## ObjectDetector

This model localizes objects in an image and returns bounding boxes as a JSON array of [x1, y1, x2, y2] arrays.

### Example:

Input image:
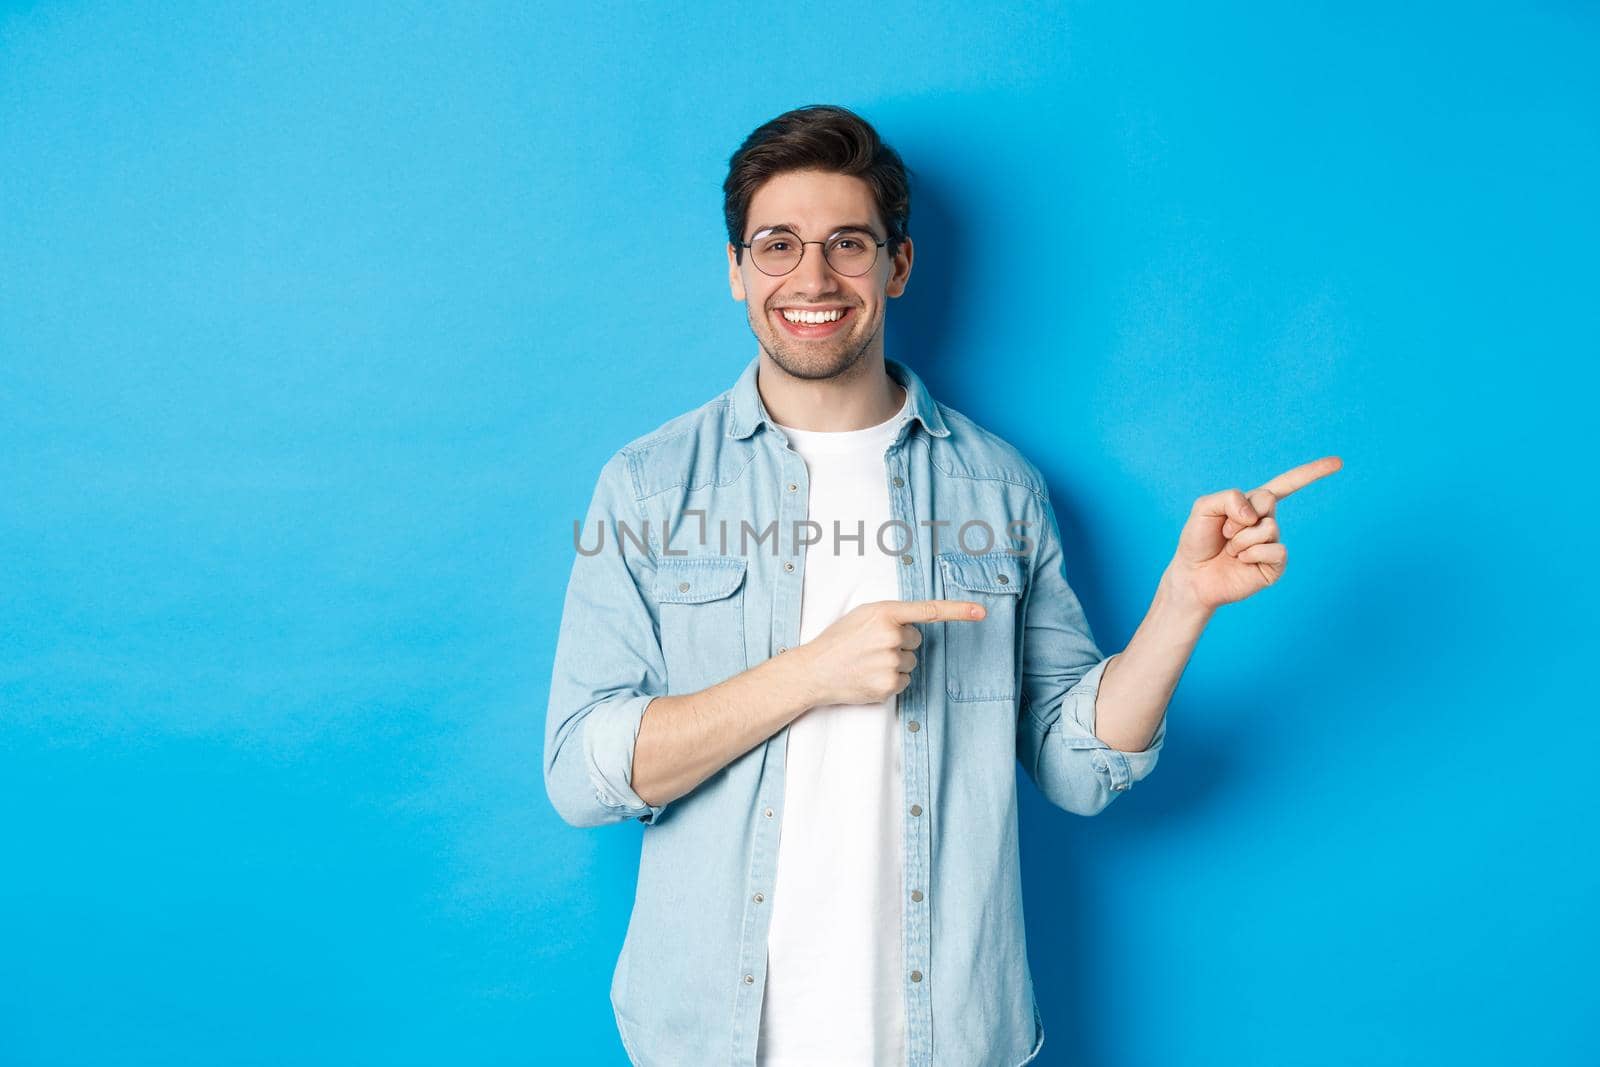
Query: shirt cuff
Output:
[[581, 693, 667, 824], [1063, 656, 1167, 794]]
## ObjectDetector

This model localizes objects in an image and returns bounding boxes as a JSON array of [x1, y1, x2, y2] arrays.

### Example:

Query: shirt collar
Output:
[[725, 354, 951, 441]]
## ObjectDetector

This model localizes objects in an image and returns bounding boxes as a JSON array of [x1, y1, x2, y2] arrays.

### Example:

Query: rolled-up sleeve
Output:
[[1015, 483, 1166, 817], [543, 449, 669, 828]]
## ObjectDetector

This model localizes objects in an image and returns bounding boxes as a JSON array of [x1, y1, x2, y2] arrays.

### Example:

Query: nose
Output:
[[792, 242, 842, 294]]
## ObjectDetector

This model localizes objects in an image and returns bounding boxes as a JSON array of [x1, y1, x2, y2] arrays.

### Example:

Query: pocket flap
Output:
[[655, 556, 749, 604], [938, 551, 1025, 595]]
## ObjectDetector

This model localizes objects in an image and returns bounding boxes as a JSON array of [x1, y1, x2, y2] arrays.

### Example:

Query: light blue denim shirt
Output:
[[544, 355, 1167, 1067]]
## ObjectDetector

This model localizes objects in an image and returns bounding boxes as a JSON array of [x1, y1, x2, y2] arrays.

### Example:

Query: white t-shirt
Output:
[[757, 387, 912, 1067]]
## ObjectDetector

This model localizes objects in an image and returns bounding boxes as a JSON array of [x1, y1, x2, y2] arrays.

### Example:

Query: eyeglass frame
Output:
[[736, 225, 892, 277]]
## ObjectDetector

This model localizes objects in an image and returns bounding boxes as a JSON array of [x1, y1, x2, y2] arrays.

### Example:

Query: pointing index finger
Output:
[[888, 599, 987, 623], [1254, 455, 1343, 501]]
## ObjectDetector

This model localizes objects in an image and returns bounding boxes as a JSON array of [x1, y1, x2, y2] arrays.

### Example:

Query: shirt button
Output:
[[910, 970, 923, 983], [910, 804, 922, 816], [996, 573, 1009, 584], [893, 476, 905, 487], [678, 581, 690, 592], [900, 554, 913, 565], [753, 892, 764, 903], [907, 720, 920, 733], [764, 808, 774, 818], [784, 561, 795, 572], [911, 890, 923, 902], [787, 482, 798, 492], [777, 645, 787, 654], [744, 974, 755, 985]]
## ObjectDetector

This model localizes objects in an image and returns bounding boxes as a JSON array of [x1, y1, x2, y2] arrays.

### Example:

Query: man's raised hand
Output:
[[1165, 455, 1343, 611]]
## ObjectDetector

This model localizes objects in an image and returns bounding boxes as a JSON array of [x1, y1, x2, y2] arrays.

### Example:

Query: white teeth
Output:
[[781, 308, 845, 324]]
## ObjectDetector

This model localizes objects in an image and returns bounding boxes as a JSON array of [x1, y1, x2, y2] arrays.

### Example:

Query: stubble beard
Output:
[[752, 304, 881, 383]]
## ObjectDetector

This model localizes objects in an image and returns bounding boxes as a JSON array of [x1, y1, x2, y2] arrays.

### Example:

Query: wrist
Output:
[[1156, 562, 1215, 631], [774, 642, 828, 715]]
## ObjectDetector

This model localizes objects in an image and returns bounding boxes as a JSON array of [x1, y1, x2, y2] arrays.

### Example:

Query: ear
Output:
[[728, 243, 747, 302], [885, 236, 914, 298]]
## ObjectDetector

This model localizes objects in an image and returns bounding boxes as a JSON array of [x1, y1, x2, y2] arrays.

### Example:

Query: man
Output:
[[544, 104, 1340, 1067]]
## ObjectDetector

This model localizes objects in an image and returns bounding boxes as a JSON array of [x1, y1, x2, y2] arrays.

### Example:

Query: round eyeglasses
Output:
[[738, 226, 889, 277]]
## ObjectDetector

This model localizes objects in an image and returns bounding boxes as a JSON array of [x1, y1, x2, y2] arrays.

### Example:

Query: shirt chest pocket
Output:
[[938, 551, 1027, 703], [654, 556, 750, 695]]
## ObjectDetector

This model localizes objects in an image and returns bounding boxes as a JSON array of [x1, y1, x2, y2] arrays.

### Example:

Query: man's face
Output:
[[727, 169, 913, 381]]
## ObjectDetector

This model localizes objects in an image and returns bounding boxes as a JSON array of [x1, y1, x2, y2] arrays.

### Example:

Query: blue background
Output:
[[3, 3, 1595, 1064]]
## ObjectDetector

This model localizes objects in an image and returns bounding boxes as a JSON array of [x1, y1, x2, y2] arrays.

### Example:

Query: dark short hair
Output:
[[723, 104, 913, 264]]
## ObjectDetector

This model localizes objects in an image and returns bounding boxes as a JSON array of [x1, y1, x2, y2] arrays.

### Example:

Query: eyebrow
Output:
[[749, 221, 880, 238]]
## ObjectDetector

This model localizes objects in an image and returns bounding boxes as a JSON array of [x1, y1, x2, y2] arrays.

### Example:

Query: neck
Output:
[[757, 352, 906, 432]]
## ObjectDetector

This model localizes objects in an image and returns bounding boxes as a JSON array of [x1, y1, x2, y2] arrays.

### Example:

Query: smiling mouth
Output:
[[772, 305, 855, 336]]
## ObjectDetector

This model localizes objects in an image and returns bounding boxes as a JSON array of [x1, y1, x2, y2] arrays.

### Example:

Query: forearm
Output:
[[1093, 562, 1213, 753], [631, 649, 821, 809]]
